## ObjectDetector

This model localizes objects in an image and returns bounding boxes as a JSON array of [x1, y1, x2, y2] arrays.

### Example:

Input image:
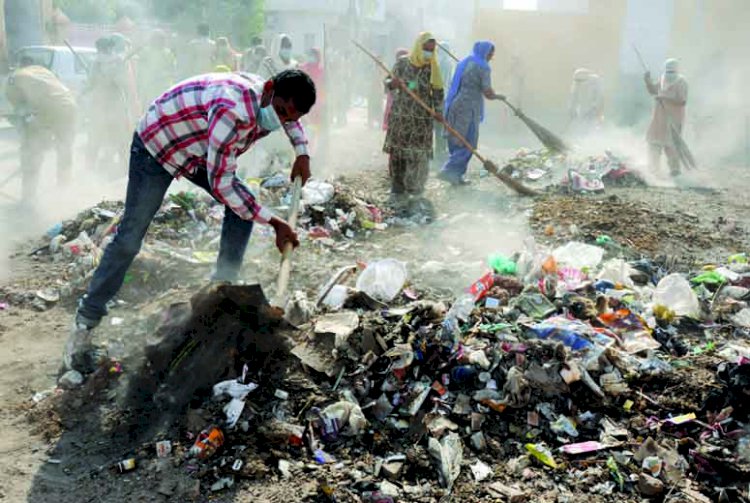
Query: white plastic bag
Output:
[[552, 241, 604, 270], [301, 179, 335, 205], [516, 237, 547, 284], [597, 258, 636, 288], [355, 259, 407, 302], [321, 285, 348, 310], [653, 273, 700, 318]]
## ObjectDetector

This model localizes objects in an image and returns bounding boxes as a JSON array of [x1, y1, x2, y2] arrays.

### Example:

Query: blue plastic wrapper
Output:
[[528, 317, 596, 351]]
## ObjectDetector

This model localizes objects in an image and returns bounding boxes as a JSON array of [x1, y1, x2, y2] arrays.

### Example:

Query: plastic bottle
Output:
[[738, 436, 750, 462], [441, 294, 475, 344], [450, 365, 478, 385], [189, 426, 225, 459]]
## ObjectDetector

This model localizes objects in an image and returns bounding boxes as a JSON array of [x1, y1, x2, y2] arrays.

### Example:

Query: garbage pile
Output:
[[103, 239, 750, 502], [3, 177, 388, 311], [502, 148, 645, 192]]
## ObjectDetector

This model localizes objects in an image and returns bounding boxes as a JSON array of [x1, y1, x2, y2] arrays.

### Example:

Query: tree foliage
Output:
[[55, 0, 265, 47], [54, 0, 119, 23]]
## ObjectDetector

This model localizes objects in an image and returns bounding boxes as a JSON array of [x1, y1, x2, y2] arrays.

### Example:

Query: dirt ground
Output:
[[1, 109, 749, 502]]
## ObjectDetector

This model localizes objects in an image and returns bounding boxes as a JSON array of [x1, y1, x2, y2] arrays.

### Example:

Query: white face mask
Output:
[[423, 50, 434, 60], [258, 102, 282, 132], [663, 71, 678, 84], [279, 48, 292, 61]]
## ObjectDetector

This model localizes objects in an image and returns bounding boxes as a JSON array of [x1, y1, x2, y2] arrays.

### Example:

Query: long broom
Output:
[[438, 42, 570, 154], [633, 46, 697, 171], [357, 41, 539, 197]]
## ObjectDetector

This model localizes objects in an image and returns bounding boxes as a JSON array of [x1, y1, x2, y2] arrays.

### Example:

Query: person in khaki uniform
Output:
[[6, 56, 77, 200]]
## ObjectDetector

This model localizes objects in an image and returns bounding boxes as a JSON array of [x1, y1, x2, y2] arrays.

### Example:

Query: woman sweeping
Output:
[[382, 48, 409, 132], [383, 32, 444, 202], [439, 41, 504, 185]]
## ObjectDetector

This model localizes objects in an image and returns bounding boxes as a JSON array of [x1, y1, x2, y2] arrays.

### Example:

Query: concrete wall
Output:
[[669, 0, 750, 157], [473, 0, 627, 126], [5, 0, 46, 55]]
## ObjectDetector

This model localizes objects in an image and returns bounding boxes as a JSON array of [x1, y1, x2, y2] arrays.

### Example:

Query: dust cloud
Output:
[[2, 1, 749, 283]]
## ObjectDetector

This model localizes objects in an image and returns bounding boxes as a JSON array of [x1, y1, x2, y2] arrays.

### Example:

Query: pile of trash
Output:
[[3, 176, 389, 311], [77, 238, 750, 502], [502, 148, 645, 192]]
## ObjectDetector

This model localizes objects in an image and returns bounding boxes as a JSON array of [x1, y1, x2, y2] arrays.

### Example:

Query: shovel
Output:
[[202, 176, 303, 325], [272, 175, 303, 310], [134, 178, 304, 424]]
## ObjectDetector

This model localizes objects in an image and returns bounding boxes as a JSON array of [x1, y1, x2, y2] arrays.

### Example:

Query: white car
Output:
[[12, 45, 96, 96]]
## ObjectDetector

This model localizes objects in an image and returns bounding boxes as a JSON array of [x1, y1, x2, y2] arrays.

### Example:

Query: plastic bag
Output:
[[356, 259, 407, 302], [598, 309, 660, 354], [301, 179, 335, 205], [321, 284, 348, 310], [552, 241, 604, 270], [653, 274, 700, 318], [320, 401, 367, 436], [597, 258, 636, 288], [516, 237, 546, 283], [428, 433, 463, 489], [488, 254, 517, 275]]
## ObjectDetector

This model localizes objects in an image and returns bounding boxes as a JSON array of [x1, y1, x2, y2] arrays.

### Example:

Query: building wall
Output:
[[668, 0, 750, 156], [473, 0, 627, 125], [670, 0, 750, 109], [0, 0, 6, 71]]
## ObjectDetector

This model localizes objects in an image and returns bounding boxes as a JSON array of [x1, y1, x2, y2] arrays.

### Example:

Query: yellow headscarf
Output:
[[408, 31, 443, 90]]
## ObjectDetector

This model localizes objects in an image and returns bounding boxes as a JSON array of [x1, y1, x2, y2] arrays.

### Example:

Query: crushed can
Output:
[[116, 458, 136, 473], [189, 426, 224, 459]]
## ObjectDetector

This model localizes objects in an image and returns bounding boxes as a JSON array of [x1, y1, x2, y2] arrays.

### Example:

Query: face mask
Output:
[[423, 50, 434, 60], [663, 71, 678, 84], [258, 103, 282, 132], [280, 48, 292, 60]]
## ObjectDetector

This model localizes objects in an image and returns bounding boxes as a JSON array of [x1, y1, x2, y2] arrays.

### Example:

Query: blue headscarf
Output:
[[444, 41, 495, 121]]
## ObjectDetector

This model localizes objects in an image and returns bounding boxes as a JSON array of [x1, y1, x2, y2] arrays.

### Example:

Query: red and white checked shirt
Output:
[[137, 72, 309, 224]]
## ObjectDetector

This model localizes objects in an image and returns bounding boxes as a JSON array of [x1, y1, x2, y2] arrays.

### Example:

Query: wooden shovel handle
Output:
[[274, 176, 303, 306]]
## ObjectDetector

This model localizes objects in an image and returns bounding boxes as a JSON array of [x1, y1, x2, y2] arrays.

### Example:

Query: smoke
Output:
[[0, 149, 130, 282]]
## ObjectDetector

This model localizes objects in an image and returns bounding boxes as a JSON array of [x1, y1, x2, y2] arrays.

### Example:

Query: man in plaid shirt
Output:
[[63, 69, 316, 374]]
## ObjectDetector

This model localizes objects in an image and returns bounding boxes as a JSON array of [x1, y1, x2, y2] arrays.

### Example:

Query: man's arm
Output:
[[5, 73, 24, 110], [206, 103, 299, 252], [206, 104, 274, 223], [658, 79, 688, 107], [644, 72, 658, 96], [283, 120, 311, 184]]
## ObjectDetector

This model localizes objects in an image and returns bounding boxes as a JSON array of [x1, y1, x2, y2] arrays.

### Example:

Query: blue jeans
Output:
[[76, 133, 254, 327], [439, 120, 478, 183]]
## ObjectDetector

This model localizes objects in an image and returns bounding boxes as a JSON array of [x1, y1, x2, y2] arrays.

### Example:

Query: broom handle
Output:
[[437, 42, 459, 63], [633, 45, 671, 114], [274, 176, 302, 306], [354, 41, 487, 164]]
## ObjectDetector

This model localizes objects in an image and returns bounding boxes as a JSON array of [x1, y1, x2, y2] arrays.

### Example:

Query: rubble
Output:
[[501, 148, 646, 191], [1, 176, 390, 312], [14, 173, 750, 503]]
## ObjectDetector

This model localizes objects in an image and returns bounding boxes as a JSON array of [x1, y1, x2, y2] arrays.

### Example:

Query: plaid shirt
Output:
[[137, 72, 309, 224]]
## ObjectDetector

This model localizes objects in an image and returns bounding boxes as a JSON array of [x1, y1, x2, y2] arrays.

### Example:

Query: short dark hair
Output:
[[19, 55, 34, 67], [250, 36, 262, 47], [273, 69, 316, 114], [197, 23, 210, 37]]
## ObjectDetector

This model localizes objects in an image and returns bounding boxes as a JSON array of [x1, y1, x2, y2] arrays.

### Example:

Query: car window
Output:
[[15, 48, 54, 69]]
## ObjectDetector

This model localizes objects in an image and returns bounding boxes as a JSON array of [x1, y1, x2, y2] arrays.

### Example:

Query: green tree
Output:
[[152, 0, 264, 48], [54, 0, 119, 23], [55, 0, 265, 46]]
